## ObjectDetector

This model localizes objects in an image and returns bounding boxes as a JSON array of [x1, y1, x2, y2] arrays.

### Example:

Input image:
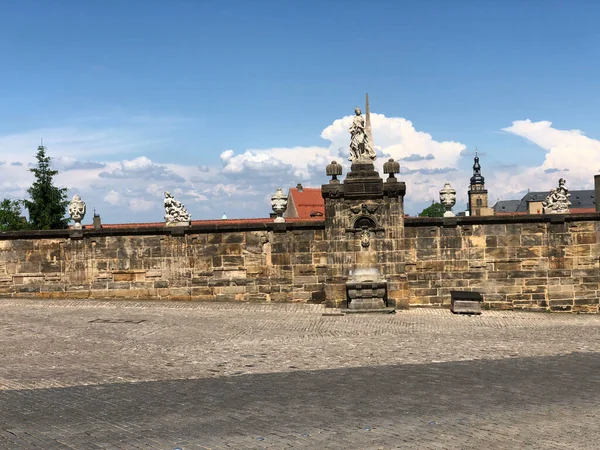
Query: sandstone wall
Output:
[[405, 214, 600, 313], [2, 214, 600, 312], [0, 221, 327, 303]]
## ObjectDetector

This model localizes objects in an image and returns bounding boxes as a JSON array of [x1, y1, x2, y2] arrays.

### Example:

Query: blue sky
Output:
[[1, 0, 599, 222]]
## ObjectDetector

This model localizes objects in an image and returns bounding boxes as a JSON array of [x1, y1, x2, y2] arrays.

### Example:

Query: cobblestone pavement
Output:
[[1, 299, 600, 449]]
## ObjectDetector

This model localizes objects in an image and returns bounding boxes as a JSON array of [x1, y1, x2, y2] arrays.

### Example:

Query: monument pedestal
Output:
[[322, 159, 407, 310]]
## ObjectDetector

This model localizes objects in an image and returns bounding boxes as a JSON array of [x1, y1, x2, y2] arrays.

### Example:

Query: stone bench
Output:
[[450, 290, 482, 315]]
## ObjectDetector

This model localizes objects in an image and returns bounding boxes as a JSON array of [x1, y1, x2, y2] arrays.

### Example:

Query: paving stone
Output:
[[0, 299, 600, 448]]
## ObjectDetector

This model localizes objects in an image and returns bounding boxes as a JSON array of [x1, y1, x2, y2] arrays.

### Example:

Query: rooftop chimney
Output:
[[93, 212, 102, 230], [296, 183, 303, 192]]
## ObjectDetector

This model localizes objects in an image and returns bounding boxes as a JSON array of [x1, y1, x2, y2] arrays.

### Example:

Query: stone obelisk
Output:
[[365, 93, 373, 151]]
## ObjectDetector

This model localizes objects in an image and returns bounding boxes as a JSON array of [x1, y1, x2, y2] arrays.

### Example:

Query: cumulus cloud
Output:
[[218, 113, 468, 213], [54, 157, 106, 171], [500, 119, 600, 195], [99, 156, 185, 182], [129, 198, 155, 212], [401, 153, 435, 162], [104, 190, 122, 205], [403, 167, 457, 175], [220, 146, 330, 180], [5, 111, 598, 223]]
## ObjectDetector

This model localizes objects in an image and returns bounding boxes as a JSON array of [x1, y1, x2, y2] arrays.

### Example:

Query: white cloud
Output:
[[218, 113, 468, 212], [4, 112, 597, 223], [500, 119, 600, 195], [104, 190, 122, 205], [99, 156, 185, 182], [129, 198, 155, 212]]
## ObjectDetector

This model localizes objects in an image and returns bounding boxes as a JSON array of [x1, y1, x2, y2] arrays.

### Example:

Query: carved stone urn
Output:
[[439, 182, 456, 217], [68, 194, 86, 229], [271, 188, 288, 223]]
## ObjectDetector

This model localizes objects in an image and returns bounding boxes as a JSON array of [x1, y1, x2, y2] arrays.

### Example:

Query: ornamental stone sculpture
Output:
[[326, 161, 343, 183], [68, 194, 86, 229], [164, 191, 191, 226], [360, 229, 371, 248], [348, 107, 376, 163], [383, 158, 400, 181], [271, 188, 288, 223], [542, 178, 571, 214], [439, 182, 456, 217]]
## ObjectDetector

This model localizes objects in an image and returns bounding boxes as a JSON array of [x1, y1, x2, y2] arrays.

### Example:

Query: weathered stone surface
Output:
[[0, 213, 597, 312]]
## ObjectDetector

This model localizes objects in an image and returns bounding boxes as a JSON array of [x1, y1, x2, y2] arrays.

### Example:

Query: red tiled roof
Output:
[[572, 208, 597, 214], [83, 217, 324, 229], [287, 187, 325, 219]]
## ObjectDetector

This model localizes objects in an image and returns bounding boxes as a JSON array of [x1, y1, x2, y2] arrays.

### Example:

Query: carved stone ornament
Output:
[[439, 182, 457, 217], [271, 188, 288, 223], [542, 178, 571, 214], [360, 229, 371, 248], [164, 191, 191, 226], [326, 161, 343, 184], [327, 185, 343, 198], [68, 194, 86, 229], [349, 203, 379, 215]]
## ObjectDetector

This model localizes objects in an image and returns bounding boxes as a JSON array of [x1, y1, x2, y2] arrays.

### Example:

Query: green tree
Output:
[[0, 199, 26, 231], [23, 145, 69, 230], [418, 202, 445, 218]]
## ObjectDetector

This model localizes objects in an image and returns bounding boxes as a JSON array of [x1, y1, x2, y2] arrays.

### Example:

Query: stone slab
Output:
[[451, 300, 482, 315]]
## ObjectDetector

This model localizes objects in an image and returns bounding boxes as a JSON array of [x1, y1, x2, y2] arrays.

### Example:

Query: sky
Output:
[[1, 0, 600, 223]]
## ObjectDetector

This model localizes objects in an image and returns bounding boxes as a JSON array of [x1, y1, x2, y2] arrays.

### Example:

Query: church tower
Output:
[[468, 149, 493, 216]]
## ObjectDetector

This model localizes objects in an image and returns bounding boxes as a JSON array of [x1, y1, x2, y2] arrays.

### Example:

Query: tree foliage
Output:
[[0, 199, 26, 231], [23, 145, 69, 230], [418, 202, 445, 218]]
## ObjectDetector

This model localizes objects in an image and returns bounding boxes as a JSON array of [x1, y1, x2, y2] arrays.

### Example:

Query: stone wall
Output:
[[0, 221, 327, 303], [405, 214, 600, 313], [2, 213, 600, 312]]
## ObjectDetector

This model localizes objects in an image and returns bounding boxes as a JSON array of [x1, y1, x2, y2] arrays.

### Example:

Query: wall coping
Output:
[[405, 213, 600, 227], [0, 219, 326, 240]]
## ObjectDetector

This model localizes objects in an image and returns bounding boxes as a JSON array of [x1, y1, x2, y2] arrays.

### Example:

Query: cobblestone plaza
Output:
[[1, 299, 600, 449]]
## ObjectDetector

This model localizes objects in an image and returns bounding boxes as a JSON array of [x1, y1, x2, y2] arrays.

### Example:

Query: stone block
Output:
[[222, 256, 244, 267], [271, 253, 291, 266], [521, 234, 543, 246], [271, 292, 292, 302], [485, 247, 507, 259], [113, 272, 135, 282], [497, 235, 521, 248]]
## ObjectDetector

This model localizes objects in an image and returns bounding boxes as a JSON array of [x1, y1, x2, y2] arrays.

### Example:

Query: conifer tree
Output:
[[23, 144, 69, 229]]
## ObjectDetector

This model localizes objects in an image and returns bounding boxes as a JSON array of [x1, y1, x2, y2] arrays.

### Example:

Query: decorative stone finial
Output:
[[164, 191, 191, 226], [271, 188, 288, 223], [68, 194, 86, 229], [326, 161, 343, 183], [383, 158, 400, 181], [439, 182, 456, 217], [542, 178, 571, 214]]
